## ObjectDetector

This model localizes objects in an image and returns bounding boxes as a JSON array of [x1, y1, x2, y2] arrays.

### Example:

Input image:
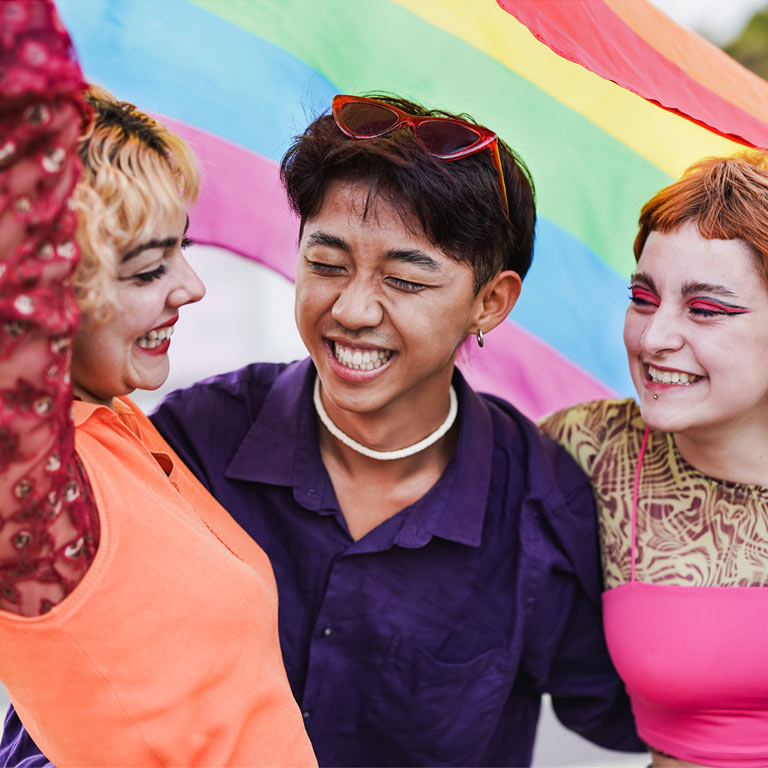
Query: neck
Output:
[[315, 375, 458, 472], [674, 421, 768, 486], [71, 382, 115, 410], [318, 416, 458, 481]]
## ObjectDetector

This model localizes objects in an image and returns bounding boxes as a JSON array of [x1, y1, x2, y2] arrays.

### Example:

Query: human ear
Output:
[[469, 270, 522, 336]]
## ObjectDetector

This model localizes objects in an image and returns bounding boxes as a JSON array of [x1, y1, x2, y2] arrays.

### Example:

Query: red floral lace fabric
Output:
[[0, 0, 99, 616]]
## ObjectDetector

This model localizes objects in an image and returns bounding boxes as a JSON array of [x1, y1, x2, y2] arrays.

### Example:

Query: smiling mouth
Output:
[[647, 364, 703, 386], [136, 325, 175, 350], [332, 341, 393, 371]]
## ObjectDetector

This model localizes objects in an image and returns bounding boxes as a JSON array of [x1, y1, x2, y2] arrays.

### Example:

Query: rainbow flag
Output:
[[56, 0, 768, 418]]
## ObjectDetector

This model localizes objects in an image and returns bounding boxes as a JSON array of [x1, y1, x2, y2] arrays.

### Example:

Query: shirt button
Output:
[[302, 710, 311, 719], [321, 626, 333, 638]]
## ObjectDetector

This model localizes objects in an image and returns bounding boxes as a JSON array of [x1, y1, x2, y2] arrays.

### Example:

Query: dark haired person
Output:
[[2, 95, 642, 766]]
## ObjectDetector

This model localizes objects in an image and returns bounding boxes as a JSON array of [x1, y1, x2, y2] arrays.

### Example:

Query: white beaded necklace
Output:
[[313, 376, 458, 461]]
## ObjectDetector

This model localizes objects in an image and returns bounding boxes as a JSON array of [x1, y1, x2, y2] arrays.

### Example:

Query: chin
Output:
[[132, 362, 171, 393], [638, 402, 703, 436]]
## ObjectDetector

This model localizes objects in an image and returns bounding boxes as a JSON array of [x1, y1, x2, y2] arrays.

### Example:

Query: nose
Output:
[[330, 276, 384, 330], [638, 305, 684, 356], [167, 253, 206, 308]]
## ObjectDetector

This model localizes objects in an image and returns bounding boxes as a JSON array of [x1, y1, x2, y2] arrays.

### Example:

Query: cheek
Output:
[[74, 320, 108, 364], [623, 311, 642, 353], [398, 294, 472, 349], [295, 277, 333, 315], [294, 285, 317, 330], [115, 284, 164, 329]]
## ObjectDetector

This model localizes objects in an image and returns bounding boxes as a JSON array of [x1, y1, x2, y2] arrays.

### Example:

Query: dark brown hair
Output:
[[280, 94, 536, 291]]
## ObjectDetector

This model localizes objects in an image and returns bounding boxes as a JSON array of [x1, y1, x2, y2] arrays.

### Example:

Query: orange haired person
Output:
[[542, 153, 768, 767]]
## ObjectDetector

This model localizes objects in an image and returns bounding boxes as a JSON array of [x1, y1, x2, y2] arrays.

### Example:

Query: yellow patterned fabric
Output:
[[540, 399, 768, 590]]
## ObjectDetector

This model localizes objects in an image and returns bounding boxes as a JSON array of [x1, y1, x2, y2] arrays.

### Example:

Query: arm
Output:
[[0, 705, 53, 768], [0, 0, 97, 616], [524, 439, 644, 751], [544, 573, 642, 751]]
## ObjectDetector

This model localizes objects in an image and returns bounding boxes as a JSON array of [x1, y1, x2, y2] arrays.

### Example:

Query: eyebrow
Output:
[[305, 231, 441, 272], [122, 237, 177, 262], [631, 273, 743, 302], [629, 272, 657, 292], [385, 248, 440, 271], [305, 231, 350, 251], [121, 215, 190, 263], [680, 280, 739, 300]]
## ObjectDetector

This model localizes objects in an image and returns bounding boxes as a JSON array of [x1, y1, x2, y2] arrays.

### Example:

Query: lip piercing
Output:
[[653, 394, 659, 400]]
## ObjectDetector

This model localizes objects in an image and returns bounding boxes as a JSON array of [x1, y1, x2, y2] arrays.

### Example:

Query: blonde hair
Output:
[[74, 87, 199, 320]]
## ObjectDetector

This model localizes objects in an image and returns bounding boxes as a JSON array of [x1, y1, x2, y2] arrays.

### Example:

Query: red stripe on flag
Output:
[[498, 0, 768, 149]]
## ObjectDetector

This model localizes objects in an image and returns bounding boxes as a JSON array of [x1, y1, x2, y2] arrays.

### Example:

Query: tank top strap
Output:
[[630, 426, 651, 583]]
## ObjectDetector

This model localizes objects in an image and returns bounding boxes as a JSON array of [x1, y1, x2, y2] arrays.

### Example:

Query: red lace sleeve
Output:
[[0, 0, 98, 616]]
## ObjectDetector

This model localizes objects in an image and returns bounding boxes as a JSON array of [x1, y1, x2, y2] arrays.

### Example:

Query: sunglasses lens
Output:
[[340, 101, 399, 136], [417, 120, 481, 156]]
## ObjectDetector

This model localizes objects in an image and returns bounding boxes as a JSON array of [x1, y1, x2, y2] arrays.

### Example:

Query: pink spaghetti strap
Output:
[[630, 426, 650, 582]]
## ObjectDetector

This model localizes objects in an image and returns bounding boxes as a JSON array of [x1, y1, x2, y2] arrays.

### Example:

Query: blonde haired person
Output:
[[541, 153, 768, 767], [0, 7, 315, 765]]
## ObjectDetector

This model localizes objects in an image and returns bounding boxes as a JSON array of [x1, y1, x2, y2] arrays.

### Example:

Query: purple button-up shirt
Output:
[[1, 359, 641, 767]]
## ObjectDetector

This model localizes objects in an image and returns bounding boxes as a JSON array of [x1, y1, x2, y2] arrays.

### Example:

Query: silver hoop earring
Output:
[[476, 328, 484, 348]]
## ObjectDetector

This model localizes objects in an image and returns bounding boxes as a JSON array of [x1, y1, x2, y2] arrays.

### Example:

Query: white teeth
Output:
[[333, 342, 393, 371], [136, 325, 174, 349], [647, 364, 702, 386]]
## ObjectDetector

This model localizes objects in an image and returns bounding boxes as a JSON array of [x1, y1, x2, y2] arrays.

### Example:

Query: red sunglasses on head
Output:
[[332, 94, 509, 216]]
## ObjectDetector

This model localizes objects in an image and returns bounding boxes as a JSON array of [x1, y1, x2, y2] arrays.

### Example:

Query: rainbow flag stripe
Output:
[[57, 0, 767, 417]]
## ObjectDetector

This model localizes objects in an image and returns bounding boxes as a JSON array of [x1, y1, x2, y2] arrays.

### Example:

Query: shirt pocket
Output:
[[363, 638, 515, 766]]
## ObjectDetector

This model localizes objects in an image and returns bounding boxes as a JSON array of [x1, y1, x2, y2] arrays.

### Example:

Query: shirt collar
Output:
[[72, 395, 137, 428], [225, 358, 494, 547]]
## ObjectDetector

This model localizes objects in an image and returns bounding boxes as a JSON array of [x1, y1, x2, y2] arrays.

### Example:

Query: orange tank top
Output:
[[0, 397, 316, 767]]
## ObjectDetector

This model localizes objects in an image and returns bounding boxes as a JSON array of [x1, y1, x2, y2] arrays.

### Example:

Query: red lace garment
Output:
[[0, 0, 99, 617]]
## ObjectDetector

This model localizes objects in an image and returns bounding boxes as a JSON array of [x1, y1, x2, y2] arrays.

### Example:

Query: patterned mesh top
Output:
[[540, 399, 768, 766], [0, 0, 99, 618], [540, 398, 768, 590]]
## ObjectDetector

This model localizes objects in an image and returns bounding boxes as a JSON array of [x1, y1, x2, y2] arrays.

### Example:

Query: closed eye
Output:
[[687, 298, 751, 317], [629, 284, 659, 308], [386, 276, 427, 293], [307, 260, 345, 275], [130, 265, 167, 284]]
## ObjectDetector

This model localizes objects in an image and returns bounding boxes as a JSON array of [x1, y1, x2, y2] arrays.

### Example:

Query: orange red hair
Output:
[[634, 151, 768, 283]]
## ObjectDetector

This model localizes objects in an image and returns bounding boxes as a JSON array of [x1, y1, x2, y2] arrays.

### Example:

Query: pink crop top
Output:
[[603, 427, 768, 767]]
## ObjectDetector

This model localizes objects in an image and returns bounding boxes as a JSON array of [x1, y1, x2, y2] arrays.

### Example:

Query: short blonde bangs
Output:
[[73, 87, 199, 321]]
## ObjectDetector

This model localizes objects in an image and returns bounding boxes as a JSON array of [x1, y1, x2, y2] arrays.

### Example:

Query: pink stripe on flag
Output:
[[162, 115, 300, 281], [459, 319, 617, 419]]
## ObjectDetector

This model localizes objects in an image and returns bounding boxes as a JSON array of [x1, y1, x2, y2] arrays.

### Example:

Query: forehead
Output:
[[124, 197, 186, 243], [302, 181, 440, 252], [639, 224, 763, 291]]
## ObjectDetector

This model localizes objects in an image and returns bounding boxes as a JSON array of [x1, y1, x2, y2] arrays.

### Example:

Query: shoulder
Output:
[[537, 398, 640, 475], [155, 362, 291, 423], [539, 398, 638, 444], [479, 391, 593, 508], [478, 392, 607, 601], [150, 361, 299, 458]]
